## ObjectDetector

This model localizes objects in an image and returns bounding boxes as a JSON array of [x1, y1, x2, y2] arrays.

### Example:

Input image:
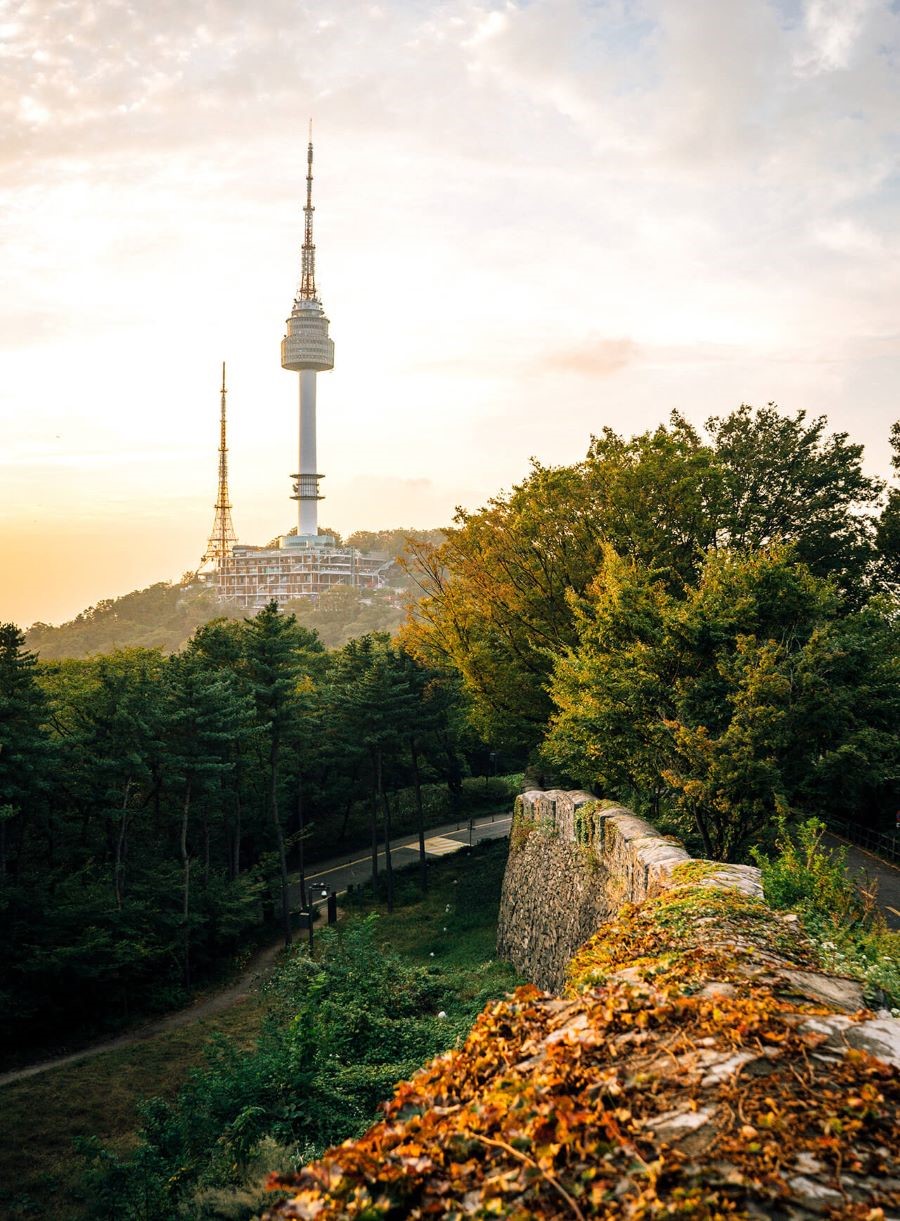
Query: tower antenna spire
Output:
[[203, 361, 238, 563], [300, 121, 317, 300]]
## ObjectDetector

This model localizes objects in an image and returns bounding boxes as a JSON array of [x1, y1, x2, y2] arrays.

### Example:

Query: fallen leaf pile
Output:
[[264, 878, 899, 1219]]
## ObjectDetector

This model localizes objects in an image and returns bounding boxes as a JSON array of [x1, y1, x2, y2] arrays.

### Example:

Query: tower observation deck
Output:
[[281, 129, 334, 539]]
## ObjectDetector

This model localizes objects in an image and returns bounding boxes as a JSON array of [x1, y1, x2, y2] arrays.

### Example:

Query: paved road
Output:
[[296, 812, 513, 907], [823, 832, 900, 931], [0, 813, 513, 1089]]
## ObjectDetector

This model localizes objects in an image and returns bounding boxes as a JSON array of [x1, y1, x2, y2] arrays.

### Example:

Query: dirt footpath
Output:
[[0, 939, 284, 1089]]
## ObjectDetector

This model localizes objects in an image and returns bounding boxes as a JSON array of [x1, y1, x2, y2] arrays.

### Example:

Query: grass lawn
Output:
[[0, 997, 265, 1219], [343, 839, 521, 1017], [0, 838, 516, 1220]]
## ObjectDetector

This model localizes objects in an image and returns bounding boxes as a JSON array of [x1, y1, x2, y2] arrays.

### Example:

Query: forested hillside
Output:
[[24, 528, 445, 659], [0, 611, 512, 1065]]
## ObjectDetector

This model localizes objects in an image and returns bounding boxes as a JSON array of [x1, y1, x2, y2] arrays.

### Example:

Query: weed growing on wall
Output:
[[752, 817, 900, 1009]]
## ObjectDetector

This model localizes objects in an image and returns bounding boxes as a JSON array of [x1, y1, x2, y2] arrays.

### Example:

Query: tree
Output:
[[545, 546, 899, 861], [242, 603, 325, 946], [0, 624, 49, 877], [404, 406, 884, 752], [876, 421, 900, 592], [707, 404, 881, 597], [46, 650, 165, 908], [582, 413, 722, 588], [163, 653, 255, 986], [328, 636, 421, 911], [402, 461, 607, 749]]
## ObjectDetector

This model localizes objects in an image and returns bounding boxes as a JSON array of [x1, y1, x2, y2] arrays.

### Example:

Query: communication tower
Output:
[[203, 362, 238, 563], [281, 124, 334, 540], [196, 138, 392, 607]]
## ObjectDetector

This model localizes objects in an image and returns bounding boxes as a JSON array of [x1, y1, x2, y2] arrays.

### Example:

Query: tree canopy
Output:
[[0, 603, 491, 1061], [544, 547, 899, 860], [403, 405, 886, 752], [403, 404, 898, 859]]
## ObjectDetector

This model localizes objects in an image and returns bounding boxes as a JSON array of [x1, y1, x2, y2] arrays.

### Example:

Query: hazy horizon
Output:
[[3, 0, 899, 626]]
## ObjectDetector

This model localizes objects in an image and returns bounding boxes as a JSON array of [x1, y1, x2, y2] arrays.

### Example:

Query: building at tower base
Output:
[[209, 536, 392, 609]]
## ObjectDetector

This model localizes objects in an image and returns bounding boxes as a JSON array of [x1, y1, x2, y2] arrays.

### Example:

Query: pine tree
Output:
[[242, 603, 324, 945], [0, 623, 50, 877]]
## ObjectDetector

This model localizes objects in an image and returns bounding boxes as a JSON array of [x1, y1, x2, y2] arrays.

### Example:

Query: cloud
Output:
[[546, 338, 638, 377], [799, 0, 874, 71], [3, 0, 900, 624]]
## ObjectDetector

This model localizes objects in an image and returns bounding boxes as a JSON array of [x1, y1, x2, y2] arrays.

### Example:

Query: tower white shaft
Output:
[[298, 370, 318, 536], [281, 129, 334, 539]]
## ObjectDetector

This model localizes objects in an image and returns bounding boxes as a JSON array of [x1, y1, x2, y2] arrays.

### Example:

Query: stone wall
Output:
[[266, 800, 898, 1221], [496, 788, 764, 988], [267, 793, 900, 1218], [494, 791, 611, 992]]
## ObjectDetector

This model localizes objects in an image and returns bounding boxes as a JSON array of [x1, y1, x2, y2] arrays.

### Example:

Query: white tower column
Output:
[[298, 369, 318, 536]]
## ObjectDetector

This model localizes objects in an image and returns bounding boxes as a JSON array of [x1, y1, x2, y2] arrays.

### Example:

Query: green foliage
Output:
[[707, 404, 881, 598], [545, 546, 900, 860], [404, 405, 884, 751], [282, 586, 405, 649], [25, 582, 245, 660], [0, 623, 51, 875], [343, 527, 445, 558], [876, 420, 900, 592], [78, 842, 518, 1220], [751, 817, 861, 916], [752, 818, 900, 1008]]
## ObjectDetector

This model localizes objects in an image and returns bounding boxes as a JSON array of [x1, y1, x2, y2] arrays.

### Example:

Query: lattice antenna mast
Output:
[[300, 121, 317, 301], [203, 362, 238, 562]]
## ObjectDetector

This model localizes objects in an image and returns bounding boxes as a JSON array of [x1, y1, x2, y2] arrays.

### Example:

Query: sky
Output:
[[1, 0, 899, 627]]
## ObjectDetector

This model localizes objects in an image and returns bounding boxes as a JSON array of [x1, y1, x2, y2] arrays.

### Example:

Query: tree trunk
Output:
[[181, 779, 192, 989], [378, 748, 394, 914], [410, 737, 427, 893], [370, 790, 379, 885], [442, 736, 463, 820], [233, 787, 242, 879], [114, 779, 132, 911], [339, 795, 354, 841], [693, 804, 714, 859], [271, 741, 293, 947], [296, 772, 307, 911]]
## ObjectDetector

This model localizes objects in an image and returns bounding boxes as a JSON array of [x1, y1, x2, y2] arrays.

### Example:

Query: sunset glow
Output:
[[2, 0, 899, 625]]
